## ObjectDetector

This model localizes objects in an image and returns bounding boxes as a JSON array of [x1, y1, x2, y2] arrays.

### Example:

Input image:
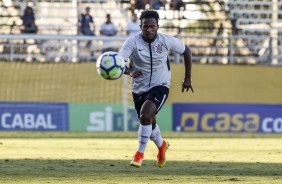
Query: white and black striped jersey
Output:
[[119, 32, 185, 94]]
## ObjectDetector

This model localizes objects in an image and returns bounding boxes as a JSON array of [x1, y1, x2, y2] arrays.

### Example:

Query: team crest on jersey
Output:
[[155, 42, 164, 54]]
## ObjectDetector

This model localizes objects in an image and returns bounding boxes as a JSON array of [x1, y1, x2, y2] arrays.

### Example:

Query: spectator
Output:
[[134, 0, 146, 10], [126, 13, 140, 36], [100, 14, 117, 36], [78, 7, 95, 47], [170, 0, 185, 10], [100, 14, 118, 52], [21, 6, 37, 33], [78, 7, 95, 36], [150, 0, 166, 10]]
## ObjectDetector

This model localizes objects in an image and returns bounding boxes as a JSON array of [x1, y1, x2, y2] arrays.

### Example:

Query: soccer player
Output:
[[119, 10, 193, 168]]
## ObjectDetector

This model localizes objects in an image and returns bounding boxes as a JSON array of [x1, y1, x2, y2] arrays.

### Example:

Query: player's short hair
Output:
[[140, 10, 160, 24]]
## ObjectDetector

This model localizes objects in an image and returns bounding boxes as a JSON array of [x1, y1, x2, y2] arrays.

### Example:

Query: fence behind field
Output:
[[1, 34, 282, 65]]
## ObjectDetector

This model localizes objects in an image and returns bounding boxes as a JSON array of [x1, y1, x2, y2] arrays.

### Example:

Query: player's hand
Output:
[[182, 77, 194, 93], [130, 70, 143, 78]]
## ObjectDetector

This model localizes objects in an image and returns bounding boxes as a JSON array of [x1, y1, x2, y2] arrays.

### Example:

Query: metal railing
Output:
[[0, 33, 282, 65]]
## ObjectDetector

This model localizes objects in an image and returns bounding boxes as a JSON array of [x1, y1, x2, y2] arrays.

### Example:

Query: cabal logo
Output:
[[1, 113, 57, 130]]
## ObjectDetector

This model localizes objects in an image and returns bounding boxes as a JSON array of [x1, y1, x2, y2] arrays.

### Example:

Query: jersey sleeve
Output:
[[167, 35, 185, 54], [118, 36, 135, 61]]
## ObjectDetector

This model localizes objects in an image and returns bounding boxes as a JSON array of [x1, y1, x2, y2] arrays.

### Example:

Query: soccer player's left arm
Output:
[[182, 45, 194, 93]]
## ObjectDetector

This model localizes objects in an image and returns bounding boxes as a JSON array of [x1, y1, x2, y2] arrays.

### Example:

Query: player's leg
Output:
[[146, 86, 170, 168], [150, 115, 163, 148], [150, 115, 170, 168], [130, 100, 157, 168], [130, 86, 169, 168], [138, 100, 157, 151], [149, 86, 168, 149]]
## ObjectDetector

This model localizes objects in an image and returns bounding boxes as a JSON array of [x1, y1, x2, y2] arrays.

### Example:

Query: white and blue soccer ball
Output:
[[96, 51, 125, 80]]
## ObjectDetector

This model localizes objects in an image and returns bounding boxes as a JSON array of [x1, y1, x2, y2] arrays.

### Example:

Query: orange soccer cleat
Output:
[[130, 151, 144, 168], [157, 140, 170, 168]]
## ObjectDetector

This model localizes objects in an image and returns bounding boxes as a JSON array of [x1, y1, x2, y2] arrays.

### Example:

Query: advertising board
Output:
[[69, 103, 172, 131], [173, 103, 282, 133], [0, 102, 68, 131]]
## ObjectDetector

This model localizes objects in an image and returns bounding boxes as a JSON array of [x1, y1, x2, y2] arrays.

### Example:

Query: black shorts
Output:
[[132, 86, 169, 118]]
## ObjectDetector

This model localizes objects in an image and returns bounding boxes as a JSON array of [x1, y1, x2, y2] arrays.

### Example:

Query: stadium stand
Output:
[[224, 0, 282, 65], [0, 0, 131, 62], [0, 0, 282, 65]]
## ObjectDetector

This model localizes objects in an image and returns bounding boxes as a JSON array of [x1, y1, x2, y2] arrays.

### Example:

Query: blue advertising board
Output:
[[0, 102, 68, 131], [173, 103, 282, 133]]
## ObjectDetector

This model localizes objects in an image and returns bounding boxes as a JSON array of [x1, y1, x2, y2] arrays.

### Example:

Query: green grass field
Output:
[[0, 132, 281, 184]]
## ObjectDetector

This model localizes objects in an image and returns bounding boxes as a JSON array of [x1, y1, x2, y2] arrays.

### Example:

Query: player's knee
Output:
[[139, 113, 152, 125]]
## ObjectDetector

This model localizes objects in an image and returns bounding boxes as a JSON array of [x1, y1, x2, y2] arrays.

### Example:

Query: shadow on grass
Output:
[[0, 159, 281, 178]]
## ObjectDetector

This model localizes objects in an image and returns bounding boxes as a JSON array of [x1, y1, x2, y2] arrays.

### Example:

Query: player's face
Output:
[[140, 18, 159, 42]]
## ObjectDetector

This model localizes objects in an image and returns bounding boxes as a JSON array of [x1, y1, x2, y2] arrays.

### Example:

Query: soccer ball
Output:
[[96, 51, 125, 80]]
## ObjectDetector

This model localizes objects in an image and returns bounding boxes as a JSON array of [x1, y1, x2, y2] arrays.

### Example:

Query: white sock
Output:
[[137, 124, 152, 153], [150, 124, 163, 148]]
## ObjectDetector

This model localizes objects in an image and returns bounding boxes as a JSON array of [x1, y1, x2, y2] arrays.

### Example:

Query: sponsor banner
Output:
[[69, 103, 172, 132], [0, 102, 68, 131], [69, 103, 139, 131], [173, 103, 282, 133]]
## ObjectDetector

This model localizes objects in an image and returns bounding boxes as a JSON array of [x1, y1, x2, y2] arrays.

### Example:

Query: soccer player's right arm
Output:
[[119, 36, 143, 78], [124, 65, 131, 75], [124, 66, 143, 78]]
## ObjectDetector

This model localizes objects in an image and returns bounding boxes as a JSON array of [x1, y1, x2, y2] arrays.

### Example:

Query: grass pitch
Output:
[[0, 132, 281, 184]]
